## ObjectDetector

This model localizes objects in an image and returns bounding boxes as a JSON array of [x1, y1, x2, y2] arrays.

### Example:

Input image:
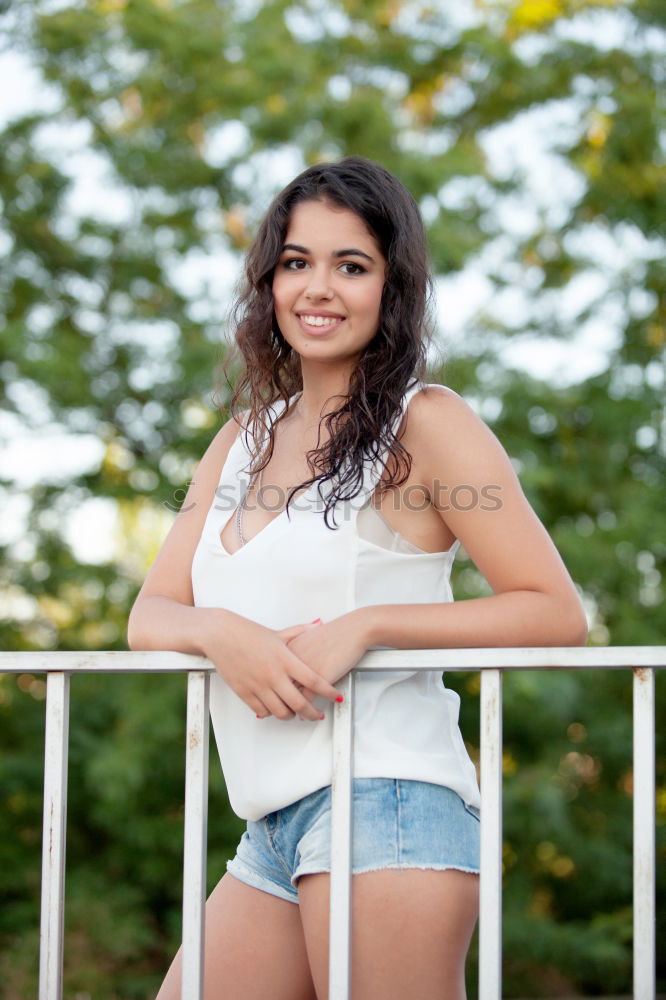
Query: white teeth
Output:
[[300, 315, 341, 327]]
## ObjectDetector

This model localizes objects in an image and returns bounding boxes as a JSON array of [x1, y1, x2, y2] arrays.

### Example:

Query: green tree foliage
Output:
[[0, 0, 663, 995]]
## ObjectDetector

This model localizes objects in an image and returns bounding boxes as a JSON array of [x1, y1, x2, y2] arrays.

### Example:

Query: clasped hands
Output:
[[204, 608, 369, 722], [256, 613, 367, 722]]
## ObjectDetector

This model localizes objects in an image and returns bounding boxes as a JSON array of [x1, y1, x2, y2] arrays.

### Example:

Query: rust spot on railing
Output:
[[633, 667, 650, 684], [189, 731, 200, 750]]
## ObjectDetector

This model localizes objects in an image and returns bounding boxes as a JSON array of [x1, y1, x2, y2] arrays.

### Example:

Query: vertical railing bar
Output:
[[39, 671, 70, 1000], [479, 667, 503, 1000], [633, 667, 655, 1000], [328, 671, 354, 1000], [181, 670, 210, 1000]]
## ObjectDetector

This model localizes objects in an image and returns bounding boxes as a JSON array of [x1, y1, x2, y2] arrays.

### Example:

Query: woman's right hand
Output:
[[200, 611, 339, 722]]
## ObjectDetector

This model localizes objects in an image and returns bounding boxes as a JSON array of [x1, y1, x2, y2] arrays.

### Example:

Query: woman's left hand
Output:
[[283, 611, 369, 707]]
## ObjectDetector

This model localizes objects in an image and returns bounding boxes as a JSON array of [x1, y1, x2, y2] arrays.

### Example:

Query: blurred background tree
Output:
[[0, 0, 663, 996]]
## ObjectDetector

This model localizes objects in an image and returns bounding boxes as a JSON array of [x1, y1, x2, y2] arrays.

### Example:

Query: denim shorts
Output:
[[226, 778, 480, 904]]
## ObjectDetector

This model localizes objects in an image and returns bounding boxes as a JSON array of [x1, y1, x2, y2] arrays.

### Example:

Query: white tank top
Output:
[[192, 382, 481, 821]]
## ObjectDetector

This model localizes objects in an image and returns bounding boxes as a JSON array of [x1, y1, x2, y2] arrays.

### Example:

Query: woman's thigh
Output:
[[298, 868, 479, 1000], [155, 872, 317, 1000]]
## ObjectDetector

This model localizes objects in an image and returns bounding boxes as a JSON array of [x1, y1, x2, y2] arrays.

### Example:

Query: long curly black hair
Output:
[[226, 156, 433, 527]]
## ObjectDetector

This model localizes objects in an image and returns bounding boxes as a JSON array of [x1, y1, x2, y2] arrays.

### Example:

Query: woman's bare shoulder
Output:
[[199, 408, 249, 471], [129, 409, 249, 607], [180, 410, 254, 517], [406, 383, 493, 442], [402, 383, 517, 489], [409, 382, 471, 414]]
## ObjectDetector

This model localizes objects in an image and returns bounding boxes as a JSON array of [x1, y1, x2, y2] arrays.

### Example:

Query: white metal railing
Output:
[[0, 647, 664, 1000]]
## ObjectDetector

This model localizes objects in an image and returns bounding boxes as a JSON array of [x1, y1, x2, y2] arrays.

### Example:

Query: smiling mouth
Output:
[[297, 314, 345, 329]]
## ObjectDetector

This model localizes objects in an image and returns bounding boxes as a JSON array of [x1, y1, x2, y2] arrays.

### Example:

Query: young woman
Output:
[[128, 157, 587, 1000]]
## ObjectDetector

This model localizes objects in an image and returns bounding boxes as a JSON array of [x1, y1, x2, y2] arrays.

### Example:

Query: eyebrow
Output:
[[282, 243, 376, 263]]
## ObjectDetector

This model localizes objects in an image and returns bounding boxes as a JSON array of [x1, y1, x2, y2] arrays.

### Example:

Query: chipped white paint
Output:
[[329, 671, 354, 1000], [181, 671, 210, 1000], [39, 672, 70, 1000], [479, 668, 503, 1000], [633, 667, 655, 1000]]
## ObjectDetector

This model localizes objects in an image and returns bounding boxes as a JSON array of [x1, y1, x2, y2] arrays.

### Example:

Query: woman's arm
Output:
[[127, 416, 241, 654], [127, 416, 341, 722], [287, 387, 587, 690]]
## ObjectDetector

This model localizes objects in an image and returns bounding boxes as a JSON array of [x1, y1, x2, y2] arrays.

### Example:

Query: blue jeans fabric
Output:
[[226, 778, 480, 904]]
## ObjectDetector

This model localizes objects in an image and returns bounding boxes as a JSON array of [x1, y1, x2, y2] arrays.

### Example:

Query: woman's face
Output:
[[271, 199, 386, 369]]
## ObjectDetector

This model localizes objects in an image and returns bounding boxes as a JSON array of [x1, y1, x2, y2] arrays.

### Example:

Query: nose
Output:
[[304, 265, 333, 300]]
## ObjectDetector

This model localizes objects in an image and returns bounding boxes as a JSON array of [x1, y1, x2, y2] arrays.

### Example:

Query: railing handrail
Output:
[[1, 647, 663, 1000], [2, 644, 666, 673]]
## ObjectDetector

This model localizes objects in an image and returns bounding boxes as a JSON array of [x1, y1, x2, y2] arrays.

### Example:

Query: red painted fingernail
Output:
[[310, 617, 322, 624], [336, 695, 344, 703], [319, 713, 325, 720], [256, 714, 262, 719]]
